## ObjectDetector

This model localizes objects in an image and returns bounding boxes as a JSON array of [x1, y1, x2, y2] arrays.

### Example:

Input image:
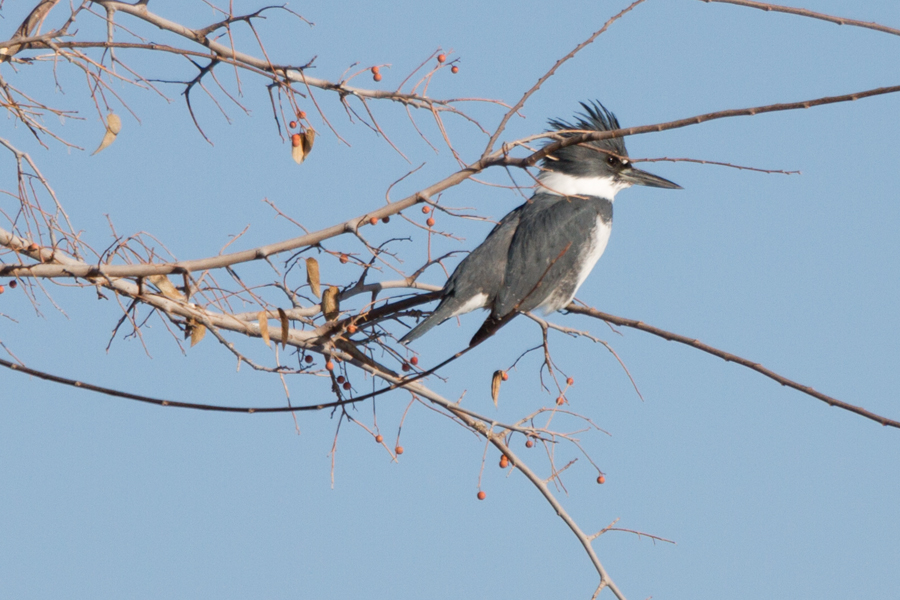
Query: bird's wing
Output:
[[494, 194, 607, 317], [400, 206, 522, 344]]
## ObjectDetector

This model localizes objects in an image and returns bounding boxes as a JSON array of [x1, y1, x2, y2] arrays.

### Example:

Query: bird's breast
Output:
[[537, 212, 612, 314], [575, 215, 612, 291]]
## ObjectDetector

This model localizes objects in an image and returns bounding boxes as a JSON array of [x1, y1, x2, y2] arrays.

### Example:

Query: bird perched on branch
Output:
[[400, 101, 681, 347]]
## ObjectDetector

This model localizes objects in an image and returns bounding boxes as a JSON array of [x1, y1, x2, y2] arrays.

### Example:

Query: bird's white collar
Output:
[[537, 171, 629, 201]]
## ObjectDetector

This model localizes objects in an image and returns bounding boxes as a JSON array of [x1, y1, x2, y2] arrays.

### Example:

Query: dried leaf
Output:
[[258, 311, 271, 347], [491, 370, 503, 407], [92, 113, 122, 156], [191, 324, 206, 346], [291, 143, 305, 164], [322, 286, 340, 321], [147, 274, 184, 299], [278, 308, 289, 349], [291, 128, 316, 164], [188, 319, 206, 347], [306, 257, 321, 298]]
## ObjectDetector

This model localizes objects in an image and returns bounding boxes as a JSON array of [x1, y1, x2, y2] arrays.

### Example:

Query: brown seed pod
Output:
[[306, 257, 321, 298], [291, 128, 315, 164], [491, 370, 503, 407], [258, 311, 271, 347], [322, 286, 340, 321]]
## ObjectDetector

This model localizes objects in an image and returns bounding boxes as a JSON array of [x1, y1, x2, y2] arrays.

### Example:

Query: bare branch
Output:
[[565, 304, 900, 429], [702, 0, 900, 37]]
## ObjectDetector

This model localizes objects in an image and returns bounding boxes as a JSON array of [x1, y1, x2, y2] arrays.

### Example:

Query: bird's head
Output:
[[538, 101, 681, 199]]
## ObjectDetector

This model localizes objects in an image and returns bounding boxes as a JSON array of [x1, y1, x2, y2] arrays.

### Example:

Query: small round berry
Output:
[[499, 455, 509, 469], [369, 216, 378, 226], [339, 254, 349, 264], [451, 66, 459, 74], [28, 243, 39, 252], [291, 133, 302, 147], [477, 491, 486, 501], [525, 439, 534, 449], [401, 362, 411, 372], [9, 280, 17, 289], [426, 217, 435, 227], [437, 54, 446, 63], [373, 73, 382, 82], [289, 120, 297, 129], [325, 360, 335, 371], [566, 377, 574, 386], [298, 110, 307, 120], [382, 216, 390, 224], [501, 371, 509, 381], [421, 205, 431, 214], [304, 355, 314, 364], [0, 285, 4, 294], [395, 446, 404, 455], [347, 323, 358, 334], [556, 396, 565, 406], [371, 66, 380, 75], [342, 382, 351, 391], [596, 475, 606, 485], [409, 356, 419, 366], [336, 375, 346, 384], [375, 434, 383, 443]]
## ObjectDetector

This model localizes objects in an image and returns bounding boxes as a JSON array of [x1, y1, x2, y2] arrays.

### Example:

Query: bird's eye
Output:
[[606, 156, 618, 166]]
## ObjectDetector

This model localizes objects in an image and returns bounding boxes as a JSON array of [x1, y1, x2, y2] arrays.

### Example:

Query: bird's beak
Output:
[[619, 165, 681, 189]]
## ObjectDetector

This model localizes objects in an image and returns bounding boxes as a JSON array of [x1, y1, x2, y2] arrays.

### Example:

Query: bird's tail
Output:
[[399, 313, 442, 344], [399, 296, 470, 344], [468, 312, 516, 347]]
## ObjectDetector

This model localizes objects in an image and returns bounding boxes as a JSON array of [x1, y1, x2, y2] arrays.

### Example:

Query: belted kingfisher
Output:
[[401, 101, 681, 346]]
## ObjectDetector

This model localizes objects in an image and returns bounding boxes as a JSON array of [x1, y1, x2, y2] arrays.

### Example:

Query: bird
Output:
[[400, 101, 681, 347]]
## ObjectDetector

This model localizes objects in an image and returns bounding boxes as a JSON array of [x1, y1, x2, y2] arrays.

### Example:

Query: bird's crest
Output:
[[544, 100, 627, 162]]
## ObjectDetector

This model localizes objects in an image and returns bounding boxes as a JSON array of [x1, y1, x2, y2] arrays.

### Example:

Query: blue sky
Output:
[[2, 1, 899, 599]]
